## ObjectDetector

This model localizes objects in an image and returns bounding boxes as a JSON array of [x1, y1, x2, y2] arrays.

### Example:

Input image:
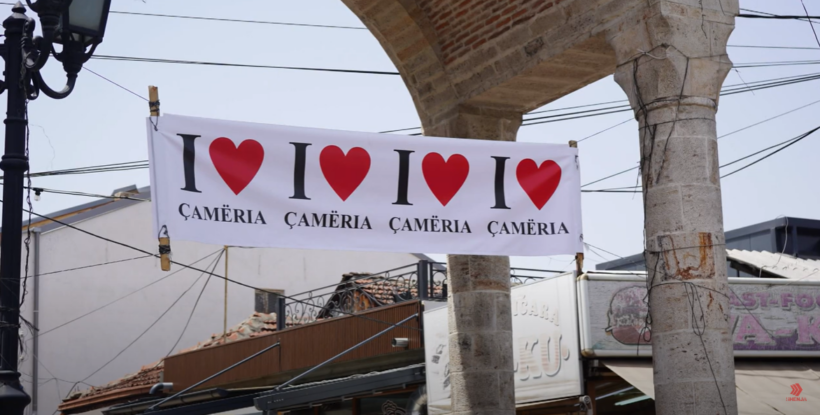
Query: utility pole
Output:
[[0, 5, 33, 414]]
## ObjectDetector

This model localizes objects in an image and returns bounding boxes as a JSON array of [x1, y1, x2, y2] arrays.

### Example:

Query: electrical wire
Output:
[[580, 96, 820, 188], [162, 250, 226, 358], [584, 125, 820, 192], [0, 1, 367, 30], [28, 249, 224, 340], [90, 55, 401, 76], [800, 0, 820, 49], [728, 44, 820, 50], [740, 8, 819, 24], [738, 13, 820, 20], [34, 255, 154, 277], [84, 66, 149, 101], [576, 119, 632, 143], [720, 126, 820, 178], [387, 70, 820, 133], [7, 204, 424, 335], [64, 251, 230, 397]]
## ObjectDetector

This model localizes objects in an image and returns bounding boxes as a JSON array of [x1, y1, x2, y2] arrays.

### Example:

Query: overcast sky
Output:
[[19, 0, 820, 272]]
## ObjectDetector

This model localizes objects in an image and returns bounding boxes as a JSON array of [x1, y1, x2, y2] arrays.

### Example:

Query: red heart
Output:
[[422, 153, 469, 206], [516, 159, 561, 210], [209, 137, 264, 195], [320, 146, 371, 201]]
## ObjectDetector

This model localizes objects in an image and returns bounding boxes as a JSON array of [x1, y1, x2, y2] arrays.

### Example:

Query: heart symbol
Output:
[[516, 159, 561, 210], [422, 153, 469, 206], [209, 137, 264, 195], [319, 146, 371, 201]]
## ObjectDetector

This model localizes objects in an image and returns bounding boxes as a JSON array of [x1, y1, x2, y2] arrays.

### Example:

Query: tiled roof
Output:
[[67, 361, 164, 402], [322, 272, 443, 312], [181, 311, 279, 351], [62, 311, 286, 410], [62, 271, 422, 411], [727, 249, 820, 281]]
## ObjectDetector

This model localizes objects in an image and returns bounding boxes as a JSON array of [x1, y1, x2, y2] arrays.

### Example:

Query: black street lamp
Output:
[[0, 1, 110, 414]]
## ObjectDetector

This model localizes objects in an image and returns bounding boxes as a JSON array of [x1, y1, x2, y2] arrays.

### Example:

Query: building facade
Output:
[[9, 186, 426, 415]]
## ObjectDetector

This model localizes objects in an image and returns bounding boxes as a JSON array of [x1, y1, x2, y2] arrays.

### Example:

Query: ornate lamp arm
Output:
[[31, 69, 74, 99]]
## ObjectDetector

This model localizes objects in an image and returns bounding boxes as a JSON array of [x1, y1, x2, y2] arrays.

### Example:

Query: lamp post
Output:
[[0, 1, 110, 413]]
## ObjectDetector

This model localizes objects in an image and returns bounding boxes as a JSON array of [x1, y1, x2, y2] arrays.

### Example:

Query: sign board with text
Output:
[[424, 273, 582, 414], [146, 114, 582, 256], [578, 273, 820, 357]]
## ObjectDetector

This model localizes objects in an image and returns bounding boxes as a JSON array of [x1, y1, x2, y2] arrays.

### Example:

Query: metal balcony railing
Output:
[[275, 260, 563, 330]]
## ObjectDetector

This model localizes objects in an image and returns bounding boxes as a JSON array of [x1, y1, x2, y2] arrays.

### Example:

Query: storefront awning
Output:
[[603, 360, 820, 415]]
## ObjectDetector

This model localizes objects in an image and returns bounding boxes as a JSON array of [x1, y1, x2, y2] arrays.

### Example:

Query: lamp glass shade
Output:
[[67, 0, 111, 42]]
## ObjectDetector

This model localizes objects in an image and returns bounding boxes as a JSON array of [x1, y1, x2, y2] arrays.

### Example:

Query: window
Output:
[[254, 289, 284, 314]]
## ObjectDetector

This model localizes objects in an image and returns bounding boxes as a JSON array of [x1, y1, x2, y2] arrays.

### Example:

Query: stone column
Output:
[[425, 105, 521, 415], [608, 2, 738, 414]]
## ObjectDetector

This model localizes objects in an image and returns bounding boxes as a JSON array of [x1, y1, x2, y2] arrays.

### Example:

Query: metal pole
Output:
[[32, 227, 40, 415], [275, 313, 418, 391], [276, 297, 286, 332], [147, 342, 281, 412], [417, 261, 429, 300], [223, 246, 228, 339], [0, 4, 33, 414]]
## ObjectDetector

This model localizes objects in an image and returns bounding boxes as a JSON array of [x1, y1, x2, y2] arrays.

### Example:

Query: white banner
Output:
[[147, 114, 582, 255], [424, 273, 582, 414]]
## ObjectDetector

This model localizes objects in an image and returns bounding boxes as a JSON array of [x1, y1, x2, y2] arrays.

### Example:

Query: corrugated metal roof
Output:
[[727, 249, 820, 281]]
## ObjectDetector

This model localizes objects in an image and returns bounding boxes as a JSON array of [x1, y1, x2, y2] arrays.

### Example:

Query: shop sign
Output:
[[578, 273, 820, 357], [424, 273, 582, 414], [146, 114, 582, 256]]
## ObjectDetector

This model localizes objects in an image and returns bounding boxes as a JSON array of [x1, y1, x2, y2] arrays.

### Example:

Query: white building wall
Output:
[[15, 200, 420, 415]]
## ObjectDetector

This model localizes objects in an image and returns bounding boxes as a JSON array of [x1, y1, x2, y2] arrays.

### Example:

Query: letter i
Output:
[[393, 150, 414, 206], [491, 156, 510, 209], [290, 142, 312, 200], [178, 134, 202, 193]]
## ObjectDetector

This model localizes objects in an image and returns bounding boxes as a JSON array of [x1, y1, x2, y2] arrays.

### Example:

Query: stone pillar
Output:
[[608, 2, 738, 414], [426, 105, 521, 415]]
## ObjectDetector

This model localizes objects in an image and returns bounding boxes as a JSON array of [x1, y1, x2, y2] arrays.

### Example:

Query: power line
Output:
[[389, 70, 820, 133], [34, 255, 153, 278], [728, 44, 820, 50], [91, 55, 401, 76], [738, 13, 820, 20], [84, 66, 149, 101], [584, 125, 820, 192], [576, 119, 633, 143], [580, 96, 820, 188], [91, 53, 820, 77], [66, 251, 230, 394], [733, 59, 820, 68], [162, 249, 226, 358], [108, 10, 366, 30], [25, 186, 149, 202], [717, 97, 820, 140], [584, 242, 624, 259], [740, 8, 820, 25], [11, 205, 424, 334], [29, 249, 224, 340], [0, 2, 367, 30], [721, 126, 820, 178], [800, 0, 820, 49]]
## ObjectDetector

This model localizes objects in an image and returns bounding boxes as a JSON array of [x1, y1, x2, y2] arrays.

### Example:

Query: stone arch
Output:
[[341, 0, 457, 129]]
